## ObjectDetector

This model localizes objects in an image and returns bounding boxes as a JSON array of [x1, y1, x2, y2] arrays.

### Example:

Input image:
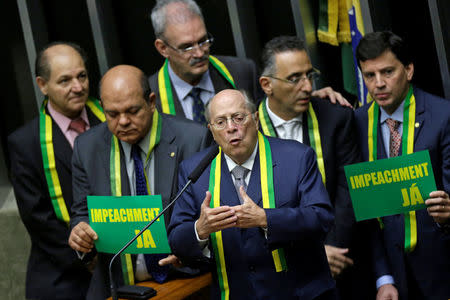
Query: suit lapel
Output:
[[154, 119, 177, 208], [413, 89, 425, 143], [52, 119, 73, 172], [86, 107, 103, 127], [247, 150, 262, 206], [302, 111, 310, 146], [210, 64, 233, 93]]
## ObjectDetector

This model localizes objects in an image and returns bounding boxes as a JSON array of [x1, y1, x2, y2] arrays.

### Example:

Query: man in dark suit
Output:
[[68, 65, 211, 299], [8, 42, 104, 300], [168, 89, 336, 299], [148, 0, 347, 124], [257, 36, 369, 299], [354, 31, 450, 300]]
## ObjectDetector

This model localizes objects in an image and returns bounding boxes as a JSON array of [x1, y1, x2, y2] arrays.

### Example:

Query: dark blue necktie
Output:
[[131, 144, 169, 283], [190, 87, 207, 125]]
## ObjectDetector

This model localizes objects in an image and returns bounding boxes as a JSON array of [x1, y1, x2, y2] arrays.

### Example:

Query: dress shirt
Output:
[[47, 100, 90, 148], [380, 101, 404, 158], [120, 130, 156, 281], [266, 98, 303, 142], [168, 62, 215, 120]]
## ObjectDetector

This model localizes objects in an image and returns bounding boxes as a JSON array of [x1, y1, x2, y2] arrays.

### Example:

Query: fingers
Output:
[[425, 191, 450, 223], [159, 254, 182, 267], [201, 191, 212, 208], [325, 245, 354, 277], [68, 222, 97, 253]]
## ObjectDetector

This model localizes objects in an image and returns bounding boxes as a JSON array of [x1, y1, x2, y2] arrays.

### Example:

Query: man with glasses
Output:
[[149, 0, 260, 125], [168, 89, 337, 299], [149, 0, 347, 125], [258, 36, 370, 299]]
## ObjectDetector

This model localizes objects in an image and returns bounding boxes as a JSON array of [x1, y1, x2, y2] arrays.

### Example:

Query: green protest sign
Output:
[[344, 150, 436, 221], [87, 195, 171, 254]]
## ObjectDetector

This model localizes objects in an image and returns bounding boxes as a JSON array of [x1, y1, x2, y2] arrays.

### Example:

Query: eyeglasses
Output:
[[163, 33, 214, 55], [266, 68, 321, 85], [209, 113, 252, 130]]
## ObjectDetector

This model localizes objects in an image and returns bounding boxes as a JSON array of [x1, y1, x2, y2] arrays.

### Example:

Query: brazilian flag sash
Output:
[[109, 110, 162, 285], [40, 97, 105, 224], [258, 98, 326, 185], [367, 85, 417, 252], [208, 132, 287, 300], [158, 55, 236, 115]]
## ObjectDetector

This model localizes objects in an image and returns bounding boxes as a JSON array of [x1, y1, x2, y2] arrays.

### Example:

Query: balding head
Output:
[[100, 65, 156, 144], [36, 43, 89, 118], [207, 89, 259, 165]]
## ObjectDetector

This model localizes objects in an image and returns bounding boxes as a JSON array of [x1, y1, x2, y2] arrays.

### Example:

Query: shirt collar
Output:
[[167, 61, 214, 101], [120, 126, 152, 164], [47, 100, 90, 132], [380, 100, 405, 124], [265, 97, 303, 129], [224, 141, 258, 173]]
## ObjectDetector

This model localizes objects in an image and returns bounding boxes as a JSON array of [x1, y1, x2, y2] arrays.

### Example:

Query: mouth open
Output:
[[229, 138, 241, 146]]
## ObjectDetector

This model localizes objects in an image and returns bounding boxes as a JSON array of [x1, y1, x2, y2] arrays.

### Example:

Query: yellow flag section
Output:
[[208, 132, 287, 300], [39, 97, 104, 224], [367, 85, 417, 252]]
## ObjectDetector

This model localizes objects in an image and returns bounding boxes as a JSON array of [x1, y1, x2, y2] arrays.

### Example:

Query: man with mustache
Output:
[[355, 31, 450, 300], [68, 65, 211, 299], [168, 89, 337, 299], [149, 0, 348, 125], [8, 42, 104, 300]]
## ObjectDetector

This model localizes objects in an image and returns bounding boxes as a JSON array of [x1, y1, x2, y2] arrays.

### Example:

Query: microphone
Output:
[[109, 145, 219, 300]]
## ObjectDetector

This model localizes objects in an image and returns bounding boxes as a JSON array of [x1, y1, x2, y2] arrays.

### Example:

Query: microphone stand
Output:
[[109, 179, 192, 300]]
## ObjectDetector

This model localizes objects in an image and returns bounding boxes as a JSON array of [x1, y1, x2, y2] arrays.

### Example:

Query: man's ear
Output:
[[405, 63, 414, 81], [155, 39, 169, 58], [253, 111, 259, 129], [36, 76, 48, 96], [148, 92, 156, 112], [259, 76, 272, 96]]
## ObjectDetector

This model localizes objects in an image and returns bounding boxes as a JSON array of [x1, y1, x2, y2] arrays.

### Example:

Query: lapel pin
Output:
[[415, 122, 420, 128], [170, 152, 175, 157]]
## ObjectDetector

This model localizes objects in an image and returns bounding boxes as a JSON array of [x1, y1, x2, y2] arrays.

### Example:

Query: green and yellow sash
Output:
[[367, 85, 417, 252], [158, 55, 236, 115], [208, 132, 287, 300], [258, 98, 326, 185], [109, 110, 162, 285], [40, 97, 105, 224]]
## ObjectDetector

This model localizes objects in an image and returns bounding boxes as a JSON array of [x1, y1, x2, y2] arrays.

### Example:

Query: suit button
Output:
[[249, 265, 255, 272]]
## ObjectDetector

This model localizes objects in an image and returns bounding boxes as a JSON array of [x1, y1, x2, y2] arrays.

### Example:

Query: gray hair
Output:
[[150, 0, 204, 39], [205, 90, 256, 123]]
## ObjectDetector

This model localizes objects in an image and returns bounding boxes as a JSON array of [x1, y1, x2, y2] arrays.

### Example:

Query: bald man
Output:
[[69, 65, 211, 299], [8, 42, 104, 300]]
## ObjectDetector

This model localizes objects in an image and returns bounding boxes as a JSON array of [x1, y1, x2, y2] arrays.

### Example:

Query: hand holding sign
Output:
[[426, 190, 450, 224], [69, 221, 98, 253]]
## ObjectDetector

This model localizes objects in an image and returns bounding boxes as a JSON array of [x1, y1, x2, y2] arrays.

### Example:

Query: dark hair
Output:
[[261, 36, 307, 76], [35, 41, 88, 81], [139, 71, 152, 102], [356, 31, 412, 68]]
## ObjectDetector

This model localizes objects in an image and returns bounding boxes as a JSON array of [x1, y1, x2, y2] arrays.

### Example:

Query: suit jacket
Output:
[[149, 55, 262, 117], [7, 107, 102, 300], [261, 98, 375, 298], [168, 138, 336, 300], [355, 87, 450, 299], [70, 113, 212, 300]]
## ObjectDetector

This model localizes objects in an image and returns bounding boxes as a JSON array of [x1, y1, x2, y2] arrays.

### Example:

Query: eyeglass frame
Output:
[[209, 112, 253, 130], [162, 33, 214, 55], [265, 67, 321, 85]]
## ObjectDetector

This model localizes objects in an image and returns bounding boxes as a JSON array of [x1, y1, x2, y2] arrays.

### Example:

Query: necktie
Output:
[[386, 118, 401, 157], [69, 118, 86, 134], [231, 165, 249, 204], [283, 120, 300, 140], [190, 87, 207, 125], [131, 144, 169, 283]]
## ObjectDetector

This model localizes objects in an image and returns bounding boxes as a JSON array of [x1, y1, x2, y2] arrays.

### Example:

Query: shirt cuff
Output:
[[376, 275, 395, 289], [76, 251, 86, 260], [194, 220, 210, 258]]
